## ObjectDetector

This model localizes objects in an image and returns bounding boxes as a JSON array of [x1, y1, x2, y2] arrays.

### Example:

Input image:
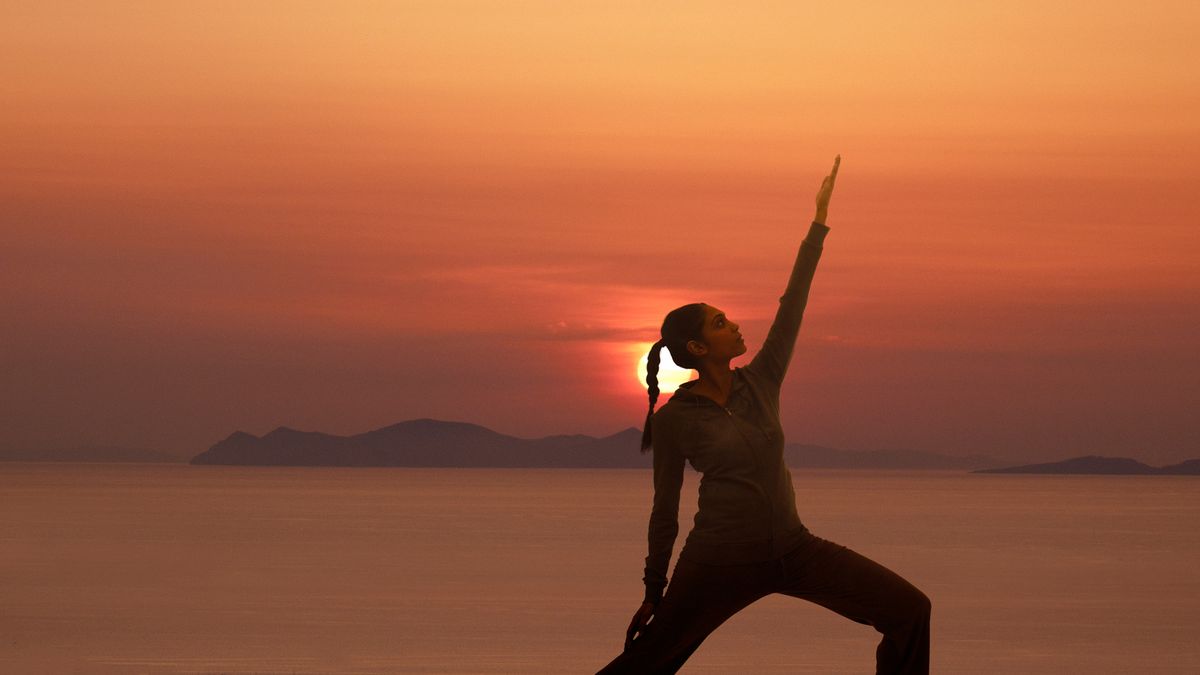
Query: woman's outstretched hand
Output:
[[814, 154, 840, 225], [625, 601, 657, 649]]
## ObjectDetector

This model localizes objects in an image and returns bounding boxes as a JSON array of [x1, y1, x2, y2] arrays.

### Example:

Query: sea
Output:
[[2, 463, 1198, 674]]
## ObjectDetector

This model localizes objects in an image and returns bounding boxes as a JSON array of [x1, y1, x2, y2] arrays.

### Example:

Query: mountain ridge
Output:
[[189, 418, 1006, 470]]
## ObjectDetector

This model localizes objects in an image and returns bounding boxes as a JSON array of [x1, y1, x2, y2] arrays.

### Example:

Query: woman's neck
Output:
[[693, 362, 734, 405]]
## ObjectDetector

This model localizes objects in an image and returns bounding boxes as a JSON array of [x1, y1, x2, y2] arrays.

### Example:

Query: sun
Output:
[[633, 341, 694, 394]]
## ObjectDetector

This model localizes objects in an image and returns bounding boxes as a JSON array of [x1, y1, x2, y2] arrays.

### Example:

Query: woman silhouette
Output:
[[597, 156, 931, 674]]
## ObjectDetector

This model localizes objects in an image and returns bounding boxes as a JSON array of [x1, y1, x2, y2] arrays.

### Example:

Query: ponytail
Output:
[[640, 340, 664, 452], [638, 302, 707, 454]]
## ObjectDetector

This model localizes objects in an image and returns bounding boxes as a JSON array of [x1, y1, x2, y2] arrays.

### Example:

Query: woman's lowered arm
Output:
[[625, 410, 685, 648], [641, 409, 685, 607]]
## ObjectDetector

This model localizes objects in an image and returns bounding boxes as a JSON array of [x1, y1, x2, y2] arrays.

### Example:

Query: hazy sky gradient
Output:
[[3, 1, 1198, 462]]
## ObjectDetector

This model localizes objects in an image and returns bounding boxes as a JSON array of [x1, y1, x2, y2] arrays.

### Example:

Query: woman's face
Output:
[[690, 304, 747, 363]]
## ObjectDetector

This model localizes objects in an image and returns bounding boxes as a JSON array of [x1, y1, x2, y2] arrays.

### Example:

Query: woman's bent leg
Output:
[[597, 556, 771, 675], [776, 533, 931, 675]]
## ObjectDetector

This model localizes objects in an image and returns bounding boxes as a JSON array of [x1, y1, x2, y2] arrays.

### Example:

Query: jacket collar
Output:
[[669, 367, 746, 408]]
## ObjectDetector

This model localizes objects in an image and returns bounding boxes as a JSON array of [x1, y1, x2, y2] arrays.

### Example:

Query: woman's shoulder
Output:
[[656, 386, 703, 413], [652, 399, 683, 424], [649, 403, 691, 456], [653, 395, 709, 441], [652, 398, 696, 435]]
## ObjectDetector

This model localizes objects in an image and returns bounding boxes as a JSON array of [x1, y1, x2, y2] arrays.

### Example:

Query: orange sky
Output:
[[3, 1, 1198, 462]]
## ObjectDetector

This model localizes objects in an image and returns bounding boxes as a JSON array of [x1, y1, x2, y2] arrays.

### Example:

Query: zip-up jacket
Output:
[[642, 220, 830, 605]]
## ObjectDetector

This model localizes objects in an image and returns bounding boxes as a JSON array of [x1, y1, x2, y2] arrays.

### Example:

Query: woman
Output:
[[598, 156, 931, 674]]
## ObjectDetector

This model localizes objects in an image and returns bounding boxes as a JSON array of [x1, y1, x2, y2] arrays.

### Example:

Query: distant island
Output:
[[974, 455, 1200, 475], [188, 417, 1004, 470]]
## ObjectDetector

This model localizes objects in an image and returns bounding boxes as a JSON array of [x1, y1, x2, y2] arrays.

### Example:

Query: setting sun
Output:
[[633, 342, 695, 395]]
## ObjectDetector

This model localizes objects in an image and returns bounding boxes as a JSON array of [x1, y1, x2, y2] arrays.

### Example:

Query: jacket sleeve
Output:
[[745, 221, 830, 391], [642, 409, 686, 605]]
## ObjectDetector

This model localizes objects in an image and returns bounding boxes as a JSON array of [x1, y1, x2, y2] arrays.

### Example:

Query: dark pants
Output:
[[598, 531, 931, 674]]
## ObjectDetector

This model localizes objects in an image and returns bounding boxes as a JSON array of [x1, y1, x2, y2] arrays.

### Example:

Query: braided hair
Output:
[[640, 303, 708, 452]]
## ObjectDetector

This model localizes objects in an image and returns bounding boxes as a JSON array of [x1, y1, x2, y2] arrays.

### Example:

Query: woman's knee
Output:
[[907, 586, 931, 622], [879, 580, 930, 629], [874, 585, 929, 635]]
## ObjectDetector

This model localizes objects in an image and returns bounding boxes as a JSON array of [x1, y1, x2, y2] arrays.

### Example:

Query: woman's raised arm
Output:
[[745, 156, 840, 389]]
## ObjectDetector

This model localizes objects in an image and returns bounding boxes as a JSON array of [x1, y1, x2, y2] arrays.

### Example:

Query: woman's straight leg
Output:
[[597, 556, 772, 674], [776, 533, 931, 675]]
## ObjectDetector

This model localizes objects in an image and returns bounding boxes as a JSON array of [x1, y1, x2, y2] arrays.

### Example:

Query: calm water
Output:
[[2, 463, 1198, 674]]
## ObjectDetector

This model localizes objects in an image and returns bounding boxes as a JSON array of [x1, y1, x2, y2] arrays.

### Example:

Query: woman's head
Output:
[[639, 303, 746, 451], [658, 303, 708, 369]]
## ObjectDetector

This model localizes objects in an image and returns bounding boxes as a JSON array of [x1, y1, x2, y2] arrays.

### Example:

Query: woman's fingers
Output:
[[816, 155, 840, 212], [625, 625, 641, 649], [624, 604, 654, 648], [827, 155, 840, 187], [625, 612, 643, 646]]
